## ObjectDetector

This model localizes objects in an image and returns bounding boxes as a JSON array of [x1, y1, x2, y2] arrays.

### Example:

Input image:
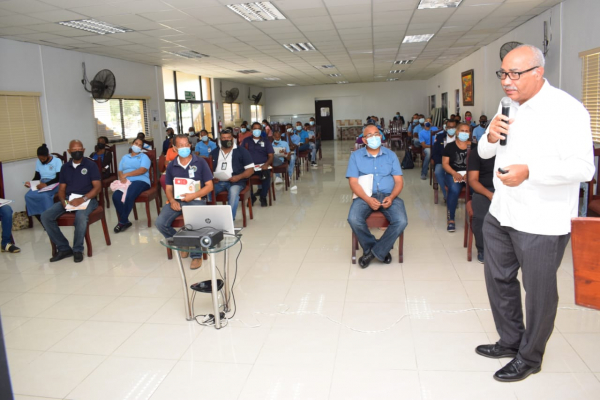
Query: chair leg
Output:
[[467, 216, 473, 262], [271, 180, 276, 201], [248, 197, 254, 220], [167, 247, 173, 260], [241, 196, 247, 228], [155, 197, 161, 217], [85, 227, 92, 257], [463, 215, 468, 248], [268, 187, 272, 206], [398, 232, 404, 263], [105, 186, 110, 209], [28, 216, 33, 228], [133, 204, 138, 221], [101, 215, 111, 246], [285, 171, 289, 191], [434, 184, 438, 205], [145, 201, 152, 228], [351, 232, 357, 264], [158, 190, 163, 207]]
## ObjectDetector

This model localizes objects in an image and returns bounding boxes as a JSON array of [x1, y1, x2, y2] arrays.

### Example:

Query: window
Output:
[[251, 104, 263, 123], [223, 103, 241, 127], [581, 48, 600, 143], [93, 98, 148, 140], [0, 92, 45, 162]]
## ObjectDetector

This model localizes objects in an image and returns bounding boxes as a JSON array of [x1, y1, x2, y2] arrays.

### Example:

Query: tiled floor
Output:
[[3, 141, 600, 400]]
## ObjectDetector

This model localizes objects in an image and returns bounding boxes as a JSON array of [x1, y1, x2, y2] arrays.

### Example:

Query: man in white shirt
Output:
[[475, 45, 595, 382]]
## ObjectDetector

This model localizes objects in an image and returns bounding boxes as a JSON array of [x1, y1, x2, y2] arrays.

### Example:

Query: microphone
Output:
[[500, 97, 511, 146]]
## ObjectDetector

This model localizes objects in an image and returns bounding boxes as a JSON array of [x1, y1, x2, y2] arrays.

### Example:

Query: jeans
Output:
[[309, 142, 317, 162], [251, 171, 271, 199], [113, 180, 150, 224], [41, 199, 99, 253], [288, 154, 296, 177], [273, 157, 284, 167], [412, 138, 421, 147], [213, 181, 244, 220], [434, 164, 447, 200], [421, 148, 431, 177], [472, 190, 494, 253], [1, 205, 13, 247], [155, 199, 206, 259], [347, 192, 408, 261], [444, 173, 465, 221]]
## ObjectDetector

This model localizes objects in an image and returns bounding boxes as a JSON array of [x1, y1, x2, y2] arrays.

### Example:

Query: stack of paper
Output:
[[65, 194, 90, 211], [352, 174, 373, 199]]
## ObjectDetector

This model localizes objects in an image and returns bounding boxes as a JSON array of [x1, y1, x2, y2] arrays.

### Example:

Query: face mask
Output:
[[40, 157, 50, 164], [443, 124, 446, 130], [419, 118, 425, 124], [310, 121, 315, 126], [131, 145, 142, 154], [273, 140, 280, 144], [201, 136, 208, 142], [96, 143, 106, 150], [413, 119, 418, 123], [221, 140, 233, 149], [458, 132, 470, 142], [252, 129, 262, 138], [425, 122, 431, 128], [447, 128, 456, 136], [71, 151, 83, 161], [262, 124, 266, 128], [366, 136, 381, 150], [480, 121, 487, 127], [241, 128, 247, 133], [296, 126, 302, 131], [177, 147, 191, 158], [465, 116, 472, 121], [287, 128, 292, 133]]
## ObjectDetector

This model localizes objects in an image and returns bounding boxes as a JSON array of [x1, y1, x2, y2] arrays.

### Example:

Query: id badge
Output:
[[260, 142, 264, 147], [188, 169, 195, 178], [221, 162, 227, 170]]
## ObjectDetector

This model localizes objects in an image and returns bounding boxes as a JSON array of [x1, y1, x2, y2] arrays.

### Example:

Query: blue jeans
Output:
[[421, 148, 431, 177], [213, 181, 243, 220], [251, 171, 271, 199], [155, 199, 206, 259], [347, 192, 408, 261], [41, 199, 99, 253], [434, 164, 447, 200], [1, 205, 13, 247], [112, 181, 150, 224], [444, 173, 465, 221]]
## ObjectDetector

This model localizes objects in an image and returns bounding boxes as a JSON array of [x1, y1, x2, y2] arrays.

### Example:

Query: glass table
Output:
[[160, 235, 240, 329]]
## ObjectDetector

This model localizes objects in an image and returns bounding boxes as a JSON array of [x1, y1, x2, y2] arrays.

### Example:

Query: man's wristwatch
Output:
[[83, 196, 89, 202]]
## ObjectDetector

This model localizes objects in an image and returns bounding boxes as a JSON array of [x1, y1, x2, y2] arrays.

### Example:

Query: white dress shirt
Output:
[[478, 80, 595, 235]]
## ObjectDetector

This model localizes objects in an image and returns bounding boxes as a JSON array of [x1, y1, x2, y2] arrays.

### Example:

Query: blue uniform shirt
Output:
[[59, 158, 101, 197], [298, 130, 310, 144], [272, 140, 290, 161], [165, 153, 213, 187], [290, 134, 300, 146], [36, 157, 62, 181], [195, 140, 217, 157], [119, 153, 151, 186], [241, 137, 274, 165], [413, 124, 423, 135], [418, 129, 433, 145], [472, 125, 486, 142], [346, 147, 403, 195]]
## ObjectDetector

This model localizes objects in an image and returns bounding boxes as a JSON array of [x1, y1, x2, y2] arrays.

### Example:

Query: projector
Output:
[[168, 228, 224, 248]]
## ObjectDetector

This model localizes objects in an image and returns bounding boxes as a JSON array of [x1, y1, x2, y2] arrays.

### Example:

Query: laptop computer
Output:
[[181, 205, 236, 235]]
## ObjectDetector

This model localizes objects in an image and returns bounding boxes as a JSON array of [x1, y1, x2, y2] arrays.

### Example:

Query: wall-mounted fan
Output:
[[81, 62, 116, 103], [499, 41, 522, 61], [220, 82, 240, 121], [248, 88, 263, 105]]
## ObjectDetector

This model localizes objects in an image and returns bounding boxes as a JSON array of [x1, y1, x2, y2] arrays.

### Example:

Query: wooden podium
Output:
[[571, 217, 600, 310]]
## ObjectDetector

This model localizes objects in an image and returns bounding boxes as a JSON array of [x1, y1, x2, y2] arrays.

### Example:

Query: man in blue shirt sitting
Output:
[[295, 121, 317, 167], [472, 115, 488, 143], [195, 129, 217, 157], [241, 122, 274, 207], [271, 130, 294, 182], [418, 118, 434, 180], [346, 124, 408, 269]]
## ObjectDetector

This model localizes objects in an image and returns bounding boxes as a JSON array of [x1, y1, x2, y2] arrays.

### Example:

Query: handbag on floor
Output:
[[401, 151, 414, 170], [12, 211, 30, 231]]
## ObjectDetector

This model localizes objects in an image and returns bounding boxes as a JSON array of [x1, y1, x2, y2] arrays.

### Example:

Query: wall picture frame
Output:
[[461, 69, 474, 106]]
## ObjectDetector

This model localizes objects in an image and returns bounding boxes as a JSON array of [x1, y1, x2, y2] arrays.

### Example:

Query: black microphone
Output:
[[500, 97, 511, 146]]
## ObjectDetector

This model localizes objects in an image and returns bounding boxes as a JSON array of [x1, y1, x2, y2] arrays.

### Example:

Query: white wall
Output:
[[213, 79, 266, 129], [265, 80, 427, 128], [0, 38, 164, 212]]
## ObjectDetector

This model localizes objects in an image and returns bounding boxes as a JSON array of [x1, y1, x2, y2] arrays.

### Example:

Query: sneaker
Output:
[[190, 258, 203, 270], [421, 175, 427, 180], [275, 176, 283, 184], [311, 161, 317, 167], [447, 222, 456, 232], [477, 251, 484, 264], [1, 243, 20, 253]]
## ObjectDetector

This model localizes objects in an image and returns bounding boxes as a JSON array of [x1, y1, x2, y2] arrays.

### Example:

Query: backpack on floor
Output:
[[401, 151, 414, 170]]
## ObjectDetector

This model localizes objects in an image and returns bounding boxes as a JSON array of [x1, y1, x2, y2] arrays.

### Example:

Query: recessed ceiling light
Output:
[[238, 69, 260, 74], [315, 65, 336, 69], [227, 2, 286, 22], [403, 34, 435, 43], [394, 59, 414, 65], [337, 81, 348, 84], [328, 73, 341, 77], [287, 84, 297, 86], [165, 50, 209, 59], [264, 77, 280, 81], [418, 0, 463, 9], [283, 43, 316, 52], [58, 19, 133, 35], [390, 70, 405, 74], [387, 78, 399, 81]]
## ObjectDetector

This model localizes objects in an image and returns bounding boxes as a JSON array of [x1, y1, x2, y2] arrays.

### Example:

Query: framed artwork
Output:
[[461, 69, 474, 106]]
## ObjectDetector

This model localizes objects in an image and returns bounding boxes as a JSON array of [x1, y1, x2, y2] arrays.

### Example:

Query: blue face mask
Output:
[[177, 147, 191, 158], [287, 128, 293, 133], [425, 122, 431, 128], [273, 140, 280, 144], [458, 132, 470, 142], [252, 129, 261, 138], [310, 121, 315, 125], [296, 126, 302, 131], [447, 128, 456, 136], [419, 118, 425, 124], [366, 135, 381, 149], [201, 136, 208, 142], [131, 145, 141, 154], [241, 128, 247, 132]]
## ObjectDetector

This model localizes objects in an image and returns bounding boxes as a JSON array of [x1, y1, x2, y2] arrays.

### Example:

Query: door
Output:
[[315, 100, 334, 140]]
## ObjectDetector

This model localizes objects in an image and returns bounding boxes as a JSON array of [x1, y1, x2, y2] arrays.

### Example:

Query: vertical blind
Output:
[[581, 48, 600, 143], [0, 93, 45, 162]]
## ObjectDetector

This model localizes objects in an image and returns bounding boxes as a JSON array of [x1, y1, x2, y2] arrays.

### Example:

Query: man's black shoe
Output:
[[49, 249, 73, 263], [494, 358, 541, 382], [73, 252, 84, 263], [260, 197, 268, 207], [475, 343, 519, 359], [358, 252, 375, 269], [383, 253, 392, 264]]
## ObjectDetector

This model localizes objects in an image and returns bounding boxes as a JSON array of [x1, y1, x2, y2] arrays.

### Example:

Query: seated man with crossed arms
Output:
[[346, 123, 408, 269]]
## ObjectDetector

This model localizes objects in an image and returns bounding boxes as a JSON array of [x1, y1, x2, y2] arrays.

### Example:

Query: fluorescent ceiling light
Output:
[[58, 19, 133, 35], [283, 42, 316, 52], [328, 73, 341, 77], [394, 59, 414, 65], [237, 70, 260, 74], [418, 0, 462, 9], [337, 81, 348, 84], [315, 65, 335, 69], [387, 78, 399, 81], [287, 84, 296, 86], [403, 34, 434, 43], [227, 2, 286, 22], [165, 50, 209, 59], [390, 70, 405, 74], [264, 77, 280, 81]]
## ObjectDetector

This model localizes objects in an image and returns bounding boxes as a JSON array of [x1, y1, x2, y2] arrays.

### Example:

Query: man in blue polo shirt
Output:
[[295, 121, 317, 167], [241, 122, 274, 207], [155, 135, 214, 270], [472, 115, 488, 143], [347, 124, 408, 269], [41, 140, 101, 263], [271, 130, 294, 183], [418, 117, 434, 180], [194, 129, 216, 157]]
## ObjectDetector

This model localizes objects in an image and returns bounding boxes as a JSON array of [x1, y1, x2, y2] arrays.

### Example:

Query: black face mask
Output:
[[480, 122, 487, 127], [71, 151, 84, 161], [40, 157, 50, 165], [96, 143, 106, 150], [222, 140, 233, 149]]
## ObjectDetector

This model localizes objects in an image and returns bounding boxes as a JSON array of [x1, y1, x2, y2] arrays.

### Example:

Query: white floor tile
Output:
[[113, 323, 201, 360], [89, 296, 168, 323], [49, 320, 141, 355], [329, 370, 422, 400], [4, 318, 82, 351], [40, 294, 116, 320]]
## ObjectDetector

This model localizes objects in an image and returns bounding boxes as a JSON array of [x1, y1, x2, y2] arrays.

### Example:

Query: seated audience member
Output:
[[195, 129, 217, 157], [412, 115, 425, 146], [210, 130, 254, 220], [431, 120, 457, 202], [25, 144, 62, 223], [288, 123, 300, 151], [418, 118, 433, 180], [41, 140, 101, 263], [465, 111, 476, 129], [467, 143, 495, 263], [442, 123, 471, 232], [162, 127, 174, 156], [472, 115, 488, 143], [295, 121, 317, 166], [347, 124, 408, 269], [238, 123, 251, 143], [155, 135, 214, 270], [408, 114, 419, 134], [89, 136, 112, 179], [241, 122, 274, 207], [112, 138, 151, 233], [309, 116, 321, 157], [262, 120, 273, 137], [188, 127, 199, 148], [1, 204, 20, 254], [304, 122, 318, 166], [136, 132, 152, 151], [271, 130, 295, 182]]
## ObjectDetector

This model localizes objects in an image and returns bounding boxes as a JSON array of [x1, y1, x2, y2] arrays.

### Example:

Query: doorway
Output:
[[165, 100, 213, 135], [315, 100, 334, 140]]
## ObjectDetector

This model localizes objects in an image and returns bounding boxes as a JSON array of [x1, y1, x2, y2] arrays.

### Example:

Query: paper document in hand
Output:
[[213, 171, 230, 181], [0, 199, 13, 208], [173, 178, 201, 200], [38, 183, 59, 193], [273, 147, 286, 156], [253, 165, 273, 172], [352, 174, 373, 199], [29, 181, 41, 191], [65, 194, 90, 211]]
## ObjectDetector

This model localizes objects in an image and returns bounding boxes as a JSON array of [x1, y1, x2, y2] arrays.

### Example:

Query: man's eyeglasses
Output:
[[364, 133, 381, 139], [495, 66, 539, 80]]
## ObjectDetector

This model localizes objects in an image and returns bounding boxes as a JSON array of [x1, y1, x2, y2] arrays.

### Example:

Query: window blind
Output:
[[581, 49, 600, 143], [0, 93, 45, 162]]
